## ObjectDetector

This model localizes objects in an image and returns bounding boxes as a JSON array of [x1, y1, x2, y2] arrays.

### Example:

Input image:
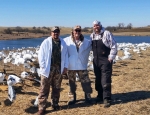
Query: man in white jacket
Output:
[[64, 25, 92, 105], [38, 26, 68, 115]]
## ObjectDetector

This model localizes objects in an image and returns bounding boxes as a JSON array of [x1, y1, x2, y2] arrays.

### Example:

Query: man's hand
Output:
[[62, 67, 68, 75], [108, 58, 112, 63]]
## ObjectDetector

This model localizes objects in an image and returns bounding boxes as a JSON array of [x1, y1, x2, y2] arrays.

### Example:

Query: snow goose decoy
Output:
[[7, 74, 22, 102], [0, 69, 6, 82]]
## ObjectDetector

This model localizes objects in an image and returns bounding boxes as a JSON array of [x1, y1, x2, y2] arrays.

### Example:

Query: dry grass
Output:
[[0, 48, 150, 115]]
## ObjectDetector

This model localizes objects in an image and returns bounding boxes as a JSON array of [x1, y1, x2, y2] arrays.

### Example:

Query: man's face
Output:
[[73, 29, 81, 38], [93, 24, 101, 33], [51, 29, 60, 39]]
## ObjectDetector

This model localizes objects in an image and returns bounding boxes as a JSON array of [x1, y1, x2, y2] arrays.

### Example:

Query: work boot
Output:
[[85, 93, 92, 104], [52, 104, 61, 110], [51, 99, 61, 110], [95, 95, 103, 103], [68, 92, 76, 105], [104, 99, 111, 108], [37, 109, 45, 115], [96, 92, 103, 103]]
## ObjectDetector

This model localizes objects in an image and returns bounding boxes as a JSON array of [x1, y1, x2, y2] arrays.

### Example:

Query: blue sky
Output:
[[0, 0, 150, 27]]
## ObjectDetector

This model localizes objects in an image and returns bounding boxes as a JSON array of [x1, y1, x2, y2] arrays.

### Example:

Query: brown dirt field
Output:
[[0, 49, 150, 115]]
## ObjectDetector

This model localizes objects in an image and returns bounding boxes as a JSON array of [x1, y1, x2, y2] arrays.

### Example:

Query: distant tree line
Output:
[[2, 23, 135, 34], [82, 27, 93, 33], [3, 26, 51, 34], [4, 28, 12, 34], [81, 23, 133, 33], [105, 23, 132, 32]]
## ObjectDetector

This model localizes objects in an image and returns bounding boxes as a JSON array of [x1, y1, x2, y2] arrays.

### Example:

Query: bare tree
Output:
[[127, 23, 132, 29], [33, 26, 36, 29], [42, 26, 47, 29], [121, 23, 125, 29], [4, 28, 12, 34], [106, 26, 117, 31], [47, 27, 50, 31], [15, 26, 22, 34], [118, 23, 122, 29], [118, 23, 125, 29]]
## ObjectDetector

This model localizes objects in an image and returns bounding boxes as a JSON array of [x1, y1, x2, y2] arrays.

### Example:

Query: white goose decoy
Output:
[[123, 49, 131, 56], [32, 53, 38, 58], [7, 75, 22, 86], [30, 66, 40, 77], [21, 71, 30, 79], [120, 48, 132, 60], [23, 62, 31, 69], [140, 47, 146, 51], [20, 71, 40, 83], [4, 56, 12, 64], [31, 58, 36, 62], [133, 48, 140, 52], [115, 55, 122, 61], [121, 55, 131, 60], [23, 53, 32, 60], [7, 74, 22, 102], [0, 69, 6, 82]]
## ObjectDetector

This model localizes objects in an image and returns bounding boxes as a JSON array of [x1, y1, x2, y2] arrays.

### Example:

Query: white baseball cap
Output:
[[92, 20, 101, 26]]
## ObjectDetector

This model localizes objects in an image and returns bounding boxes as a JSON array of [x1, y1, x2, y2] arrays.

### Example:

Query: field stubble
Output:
[[0, 48, 150, 115]]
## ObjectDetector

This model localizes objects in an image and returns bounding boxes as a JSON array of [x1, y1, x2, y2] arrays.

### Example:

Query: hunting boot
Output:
[[68, 92, 76, 105], [52, 103, 61, 110], [96, 92, 103, 103], [51, 100, 61, 110], [104, 99, 111, 108], [85, 93, 92, 104]]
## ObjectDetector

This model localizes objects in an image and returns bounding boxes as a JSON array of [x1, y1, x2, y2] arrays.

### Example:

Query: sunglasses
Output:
[[75, 29, 81, 32], [53, 30, 60, 33]]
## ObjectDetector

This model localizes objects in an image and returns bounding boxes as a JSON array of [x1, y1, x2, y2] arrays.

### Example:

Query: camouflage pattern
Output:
[[68, 70, 92, 98], [38, 39, 62, 110], [38, 65, 62, 110], [51, 39, 61, 67]]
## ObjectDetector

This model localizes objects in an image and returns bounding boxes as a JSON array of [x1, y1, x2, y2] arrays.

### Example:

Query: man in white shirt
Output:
[[38, 26, 68, 115], [64, 25, 92, 105], [90, 20, 117, 108]]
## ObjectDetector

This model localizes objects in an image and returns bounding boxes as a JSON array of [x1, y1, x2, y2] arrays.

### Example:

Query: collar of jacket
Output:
[[93, 27, 105, 35], [71, 34, 84, 42]]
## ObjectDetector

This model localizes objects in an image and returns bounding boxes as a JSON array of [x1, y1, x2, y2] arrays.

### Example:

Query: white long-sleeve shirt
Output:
[[38, 36, 68, 78], [64, 36, 91, 70], [90, 28, 117, 60]]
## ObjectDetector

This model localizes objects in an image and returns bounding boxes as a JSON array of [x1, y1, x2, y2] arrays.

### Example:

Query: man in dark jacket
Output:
[[90, 20, 117, 107]]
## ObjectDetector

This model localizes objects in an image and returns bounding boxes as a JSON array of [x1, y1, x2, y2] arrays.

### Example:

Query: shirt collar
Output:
[[93, 27, 105, 35]]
